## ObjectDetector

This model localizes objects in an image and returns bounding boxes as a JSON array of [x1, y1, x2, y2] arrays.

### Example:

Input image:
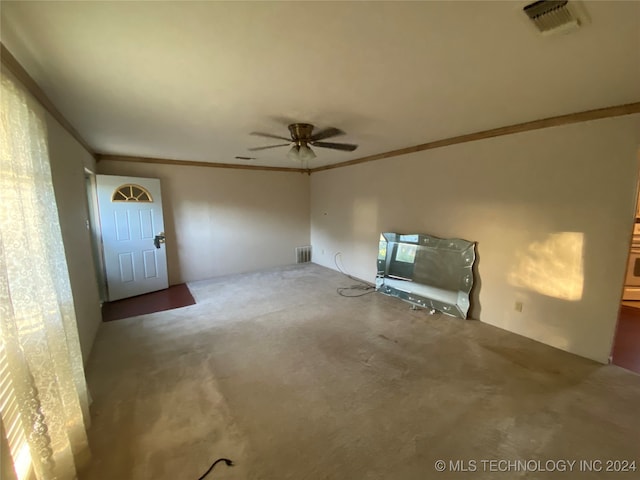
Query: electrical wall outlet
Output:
[[515, 301, 523, 313]]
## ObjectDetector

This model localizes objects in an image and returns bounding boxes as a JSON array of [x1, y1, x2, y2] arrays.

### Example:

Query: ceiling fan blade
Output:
[[309, 127, 345, 142], [311, 141, 358, 152], [248, 143, 291, 151], [250, 131, 292, 142]]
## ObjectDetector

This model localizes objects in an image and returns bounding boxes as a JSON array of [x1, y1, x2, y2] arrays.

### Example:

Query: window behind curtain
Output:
[[1, 68, 91, 480]]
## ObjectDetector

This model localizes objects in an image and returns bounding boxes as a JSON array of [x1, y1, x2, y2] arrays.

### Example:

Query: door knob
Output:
[[154, 232, 166, 249]]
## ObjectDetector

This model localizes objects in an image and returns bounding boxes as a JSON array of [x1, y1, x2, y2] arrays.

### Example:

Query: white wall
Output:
[[46, 113, 102, 363], [97, 161, 310, 284], [311, 114, 640, 363], [41, 111, 640, 365]]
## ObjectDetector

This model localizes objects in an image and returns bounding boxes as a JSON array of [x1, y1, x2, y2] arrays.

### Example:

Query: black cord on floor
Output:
[[337, 285, 376, 297], [334, 252, 366, 284], [197, 458, 234, 480]]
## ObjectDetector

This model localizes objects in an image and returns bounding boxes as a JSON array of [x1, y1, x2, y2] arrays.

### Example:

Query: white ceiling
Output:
[[2, 1, 639, 169]]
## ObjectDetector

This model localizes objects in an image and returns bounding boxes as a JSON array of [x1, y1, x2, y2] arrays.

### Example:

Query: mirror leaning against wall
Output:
[[376, 232, 476, 319]]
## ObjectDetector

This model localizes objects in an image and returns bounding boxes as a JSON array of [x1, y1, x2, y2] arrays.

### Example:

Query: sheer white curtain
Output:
[[0, 71, 90, 479]]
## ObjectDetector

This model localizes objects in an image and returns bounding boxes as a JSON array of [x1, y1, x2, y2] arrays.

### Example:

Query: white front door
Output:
[[96, 175, 169, 301]]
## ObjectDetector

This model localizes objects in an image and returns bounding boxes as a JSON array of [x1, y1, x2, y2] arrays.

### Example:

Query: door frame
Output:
[[610, 148, 640, 365], [84, 169, 108, 303]]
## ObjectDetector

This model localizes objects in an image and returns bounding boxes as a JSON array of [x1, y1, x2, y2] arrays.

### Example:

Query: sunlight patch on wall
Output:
[[508, 232, 584, 301]]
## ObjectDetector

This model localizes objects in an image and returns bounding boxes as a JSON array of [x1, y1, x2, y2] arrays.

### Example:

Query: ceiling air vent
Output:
[[523, 0, 580, 35]]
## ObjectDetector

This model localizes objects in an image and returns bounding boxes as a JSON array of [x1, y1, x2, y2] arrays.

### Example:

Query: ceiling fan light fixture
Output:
[[249, 123, 358, 159], [298, 144, 316, 161], [287, 144, 300, 161]]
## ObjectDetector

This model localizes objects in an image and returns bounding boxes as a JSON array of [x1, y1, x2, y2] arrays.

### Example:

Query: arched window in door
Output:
[[112, 184, 153, 202]]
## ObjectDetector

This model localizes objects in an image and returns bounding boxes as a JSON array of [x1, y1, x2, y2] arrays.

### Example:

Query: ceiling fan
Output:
[[249, 123, 358, 162]]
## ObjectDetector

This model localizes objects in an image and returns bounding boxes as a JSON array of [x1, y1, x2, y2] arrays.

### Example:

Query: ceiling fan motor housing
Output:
[[288, 123, 314, 145]]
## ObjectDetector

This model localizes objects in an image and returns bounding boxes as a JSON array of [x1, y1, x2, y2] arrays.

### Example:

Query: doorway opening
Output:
[[612, 156, 640, 374]]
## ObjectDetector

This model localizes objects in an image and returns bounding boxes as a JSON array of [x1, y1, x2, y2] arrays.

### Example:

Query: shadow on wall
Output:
[[508, 232, 585, 301]]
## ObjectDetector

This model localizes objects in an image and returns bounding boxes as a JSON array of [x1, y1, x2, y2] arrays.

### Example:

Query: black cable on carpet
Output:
[[334, 252, 376, 297], [197, 458, 233, 479]]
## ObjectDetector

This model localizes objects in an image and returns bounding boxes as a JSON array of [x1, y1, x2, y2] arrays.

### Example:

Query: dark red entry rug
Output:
[[102, 284, 196, 322]]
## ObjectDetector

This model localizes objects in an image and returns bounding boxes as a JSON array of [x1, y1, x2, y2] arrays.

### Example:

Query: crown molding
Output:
[[311, 102, 640, 173], [1, 42, 96, 158], [97, 154, 309, 174]]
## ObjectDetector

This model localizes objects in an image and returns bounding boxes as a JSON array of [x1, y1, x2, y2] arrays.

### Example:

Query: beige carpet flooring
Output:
[[80, 264, 640, 480]]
